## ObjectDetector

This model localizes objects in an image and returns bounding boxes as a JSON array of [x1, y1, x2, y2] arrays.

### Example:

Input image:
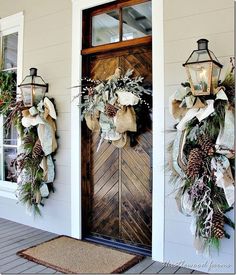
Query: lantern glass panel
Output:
[[187, 62, 212, 94], [33, 85, 47, 104], [212, 63, 221, 92], [20, 85, 33, 107], [187, 50, 210, 63], [33, 76, 46, 85], [209, 50, 221, 63]]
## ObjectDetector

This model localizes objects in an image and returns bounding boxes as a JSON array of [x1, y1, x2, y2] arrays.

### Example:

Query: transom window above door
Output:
[[91, 0, 152, 46]]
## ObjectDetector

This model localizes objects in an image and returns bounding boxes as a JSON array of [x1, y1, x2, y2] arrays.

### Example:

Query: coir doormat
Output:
[[17, 236, 143, 274]]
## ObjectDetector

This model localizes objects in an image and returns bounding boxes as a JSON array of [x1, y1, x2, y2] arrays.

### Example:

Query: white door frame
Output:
[[70, 0, 165, 262]]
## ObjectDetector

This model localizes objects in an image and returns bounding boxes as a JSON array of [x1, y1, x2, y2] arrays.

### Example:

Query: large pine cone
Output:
[[198, 135, 215, 156], [32, 139, 44, 159], [212, 211, 225, 239], [186, 148, 204, 179], [106, 103, 118, 117], [23, 135, 34, 145]]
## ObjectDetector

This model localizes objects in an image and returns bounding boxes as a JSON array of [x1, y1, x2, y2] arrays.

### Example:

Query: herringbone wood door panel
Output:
[[82, 46, 152, 248]]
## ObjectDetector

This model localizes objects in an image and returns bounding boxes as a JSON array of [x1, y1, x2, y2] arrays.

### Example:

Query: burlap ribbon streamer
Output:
[[211, 156, 235, 206], [114, 106, 137, 133], [85, 111, 100, 132], [21, 97, 57, 185], [215, 107, 235, 159]]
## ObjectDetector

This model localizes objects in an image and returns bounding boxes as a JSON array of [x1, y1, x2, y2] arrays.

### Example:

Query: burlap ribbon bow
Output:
[[21, 97, 57, 183]]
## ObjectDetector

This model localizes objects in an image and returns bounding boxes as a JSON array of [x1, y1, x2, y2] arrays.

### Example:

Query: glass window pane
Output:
[[92, 10, 119, 46], [2, 33, 18, 70], [3, 147, 17, 182], [122, 2, 152, 41], [3, 124, 18, 146]]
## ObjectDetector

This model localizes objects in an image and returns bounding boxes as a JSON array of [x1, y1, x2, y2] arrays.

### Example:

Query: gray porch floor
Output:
[[0, 218, 199, 274]]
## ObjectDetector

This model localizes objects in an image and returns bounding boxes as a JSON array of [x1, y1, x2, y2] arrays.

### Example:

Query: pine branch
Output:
[[224, 216, 235, 229]]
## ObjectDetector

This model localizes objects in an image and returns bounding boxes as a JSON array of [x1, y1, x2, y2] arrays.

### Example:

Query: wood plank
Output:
[[94, 163, 118, 193], [3, 261, 38, 274], [21, 264, 48, 273], [158, 265, 180, 274], [0, 218, 9, 224], [124, 257, 154, 273], [123, 148, 150, 179], [175, 267, 193, 273], [192, 270, 206, 274], [38, 267, 57, 273], [0, 232, 54, 254], [123, 196, 151, 237], [0, 223, 29, 234], [122, 201, 151, 244], [92, 186, 119, 224], [0, 233, 56, 260], [142, 261, 165, 273], [0, 258, 29, 273], [82, 36, 152, 56], [0, 254, 23, 267], [0, 224, 33, 237], [0, 229, 47, 249], [0, 228, 44, 246], [94, 144, 117, 173], [93, 173, 119, 205], [122, 165, 151, 202], [93, 149, 119, 183]]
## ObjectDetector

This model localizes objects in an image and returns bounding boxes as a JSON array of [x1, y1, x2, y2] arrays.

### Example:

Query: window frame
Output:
[[0, 12, 24, 199], [82, 0, 152, 54]]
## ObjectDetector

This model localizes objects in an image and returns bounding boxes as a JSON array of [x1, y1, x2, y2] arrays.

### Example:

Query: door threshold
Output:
[[84, 235, 152, 257]]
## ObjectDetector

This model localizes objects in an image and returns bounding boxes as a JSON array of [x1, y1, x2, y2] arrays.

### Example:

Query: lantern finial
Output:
[[30, 68, 38, 77], [197, 39, 209, 50]]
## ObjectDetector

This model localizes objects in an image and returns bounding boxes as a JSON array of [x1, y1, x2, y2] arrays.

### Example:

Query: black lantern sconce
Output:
[[183, 39, 223, 96], [18, 68, 48, 107]]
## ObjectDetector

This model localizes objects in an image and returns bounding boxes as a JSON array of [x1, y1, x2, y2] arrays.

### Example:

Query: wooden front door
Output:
[[82, 45, 152, 249]]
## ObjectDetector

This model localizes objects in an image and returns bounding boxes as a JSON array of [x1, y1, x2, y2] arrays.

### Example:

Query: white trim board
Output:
[[0, 12, 24, 199], [70, 0, 165, 262]]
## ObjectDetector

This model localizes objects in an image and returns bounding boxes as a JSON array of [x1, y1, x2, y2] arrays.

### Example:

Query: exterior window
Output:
[[123, 2, 152, 40], [91, 0, 152, 46], [92, 10, 120, 46], [0, 12, 23, 196], [0, 33, 18, 183]]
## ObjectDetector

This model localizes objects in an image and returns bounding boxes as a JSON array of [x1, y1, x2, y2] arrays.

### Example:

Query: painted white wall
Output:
[[164, 0, 234, 273], [0, 0, 72, 235]]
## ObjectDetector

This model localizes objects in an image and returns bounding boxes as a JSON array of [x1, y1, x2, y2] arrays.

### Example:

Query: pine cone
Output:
[[198, 135, 215, 156], [23, 135, 34, 145], [186, 148, 204, 179], [32, 139, 44, 159], [106, 103, 118, 117], [212, 211, 225, 239]]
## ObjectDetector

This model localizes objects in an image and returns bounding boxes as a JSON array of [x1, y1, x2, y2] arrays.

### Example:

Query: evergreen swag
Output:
[[74, 68, 152, 150], [0, 70, 58, 215], [168, 58, 235, 254]]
